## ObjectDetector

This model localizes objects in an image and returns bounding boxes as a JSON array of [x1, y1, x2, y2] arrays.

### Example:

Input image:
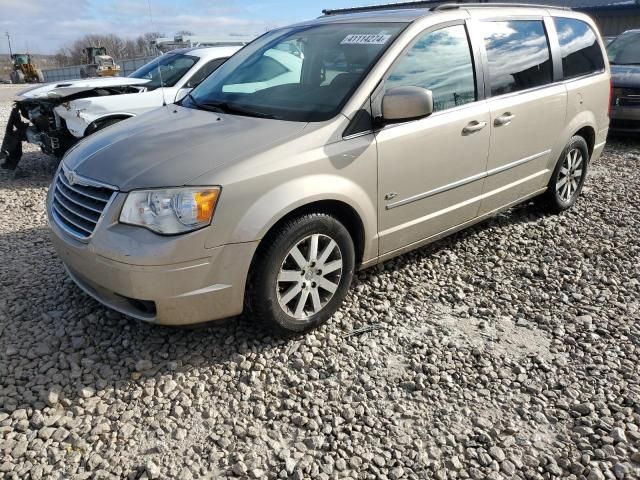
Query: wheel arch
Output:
[[256, 199, 367, 269], [573, 125, 596, 158], [85, 114, 135, 135]]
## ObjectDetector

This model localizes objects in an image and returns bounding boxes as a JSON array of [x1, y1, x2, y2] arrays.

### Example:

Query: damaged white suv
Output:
[[1, 46, 241, 170]]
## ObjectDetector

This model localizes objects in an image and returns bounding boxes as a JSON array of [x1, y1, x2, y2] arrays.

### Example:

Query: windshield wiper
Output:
[[199, 101, 275, 119]]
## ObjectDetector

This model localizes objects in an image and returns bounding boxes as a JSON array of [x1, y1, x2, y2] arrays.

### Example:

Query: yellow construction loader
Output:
[[10, 54, 44, 84], [80, 47, 121, 78]]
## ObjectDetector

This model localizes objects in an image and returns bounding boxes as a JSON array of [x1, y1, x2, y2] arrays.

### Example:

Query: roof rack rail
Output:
[[322, 1, 444, 16], [322, 1, 571, 16], [432, 3, 571, 11]]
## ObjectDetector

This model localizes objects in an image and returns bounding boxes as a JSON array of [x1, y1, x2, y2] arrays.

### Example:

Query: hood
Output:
[[63, 105, 308, 191], [18, 77, 149, 100], [611, 64, 640, 89]]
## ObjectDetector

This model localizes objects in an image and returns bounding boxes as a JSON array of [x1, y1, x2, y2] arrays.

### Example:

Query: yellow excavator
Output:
[[80, 47, 121, 78], [10, 54, 44, 84]]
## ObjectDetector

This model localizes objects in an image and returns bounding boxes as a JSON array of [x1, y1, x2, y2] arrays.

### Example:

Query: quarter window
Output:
[[481, 20, 553, 96], [386, 24, 476, 112], [554, 17, 605, 79]]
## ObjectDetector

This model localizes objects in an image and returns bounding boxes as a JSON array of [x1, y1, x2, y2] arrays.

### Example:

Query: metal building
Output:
[[324, 1, 640, 36]]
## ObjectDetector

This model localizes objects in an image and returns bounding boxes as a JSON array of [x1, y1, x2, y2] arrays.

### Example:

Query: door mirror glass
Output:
[[382, 86, 433, 122]]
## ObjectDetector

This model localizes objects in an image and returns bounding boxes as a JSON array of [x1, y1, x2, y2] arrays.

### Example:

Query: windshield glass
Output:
[[129, 53, 199, 88], [607, 31, 640, 65], [186, 23, 406, 122]]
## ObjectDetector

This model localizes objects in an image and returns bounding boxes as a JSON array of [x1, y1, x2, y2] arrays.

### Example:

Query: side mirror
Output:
[[382, 86, 433, 123]]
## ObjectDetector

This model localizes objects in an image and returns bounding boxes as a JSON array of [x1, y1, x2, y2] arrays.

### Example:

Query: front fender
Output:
[[218, 174, 379, 264], [55, 101, 135, 138]]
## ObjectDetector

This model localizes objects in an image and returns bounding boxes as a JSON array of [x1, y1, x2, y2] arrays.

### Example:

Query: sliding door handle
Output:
[[494, 113, 516, 126], [462, 121, 487, 135]]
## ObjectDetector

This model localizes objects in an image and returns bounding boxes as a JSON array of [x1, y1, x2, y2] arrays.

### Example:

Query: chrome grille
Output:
[[50, 166, 116, 240]]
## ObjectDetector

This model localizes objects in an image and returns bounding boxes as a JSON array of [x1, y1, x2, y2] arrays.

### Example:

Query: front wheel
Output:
[[85, 117, 125, 136], [10, 71, 25, 84], [246, 213, 355, 333], [538, 135, 589, 213]]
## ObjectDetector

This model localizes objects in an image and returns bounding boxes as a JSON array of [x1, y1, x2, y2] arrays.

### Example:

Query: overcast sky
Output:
[[0, 0, 379, 54]]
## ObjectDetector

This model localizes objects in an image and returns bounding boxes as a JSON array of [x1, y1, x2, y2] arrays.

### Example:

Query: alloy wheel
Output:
[[276, 233, 343, 320], [556, 148, 584, 203]]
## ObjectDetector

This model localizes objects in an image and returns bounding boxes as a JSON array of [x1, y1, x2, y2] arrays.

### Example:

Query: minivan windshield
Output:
[[186, 23, 406, 122], [607, 31, 640, 66], [129, 53, 199, 88]]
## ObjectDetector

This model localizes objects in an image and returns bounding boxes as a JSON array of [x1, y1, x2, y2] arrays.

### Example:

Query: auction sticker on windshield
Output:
[[341, 34, 392, 45]]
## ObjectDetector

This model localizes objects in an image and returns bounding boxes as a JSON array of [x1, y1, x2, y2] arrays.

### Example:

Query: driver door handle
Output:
[[494, 112, 516, 126], [462, 121, 487, 135]]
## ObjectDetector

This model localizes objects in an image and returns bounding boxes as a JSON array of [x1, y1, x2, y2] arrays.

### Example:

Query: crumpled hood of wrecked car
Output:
[[62, 105, 308, 191], [17, 77, 150, 100]]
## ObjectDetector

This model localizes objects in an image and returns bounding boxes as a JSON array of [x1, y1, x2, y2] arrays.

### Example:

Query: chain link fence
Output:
[[41, 55, 157, 82]]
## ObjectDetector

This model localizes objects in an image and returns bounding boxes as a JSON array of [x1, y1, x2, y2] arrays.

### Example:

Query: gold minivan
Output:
[[47, 3, 610, 332]]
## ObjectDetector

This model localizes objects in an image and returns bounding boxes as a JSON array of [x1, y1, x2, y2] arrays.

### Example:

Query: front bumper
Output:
[[47, 189, 258, 325], [609, 105, 640, 133]]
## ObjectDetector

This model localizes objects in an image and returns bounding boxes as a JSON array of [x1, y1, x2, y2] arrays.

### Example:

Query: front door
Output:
[[376, 22, 490, 255]]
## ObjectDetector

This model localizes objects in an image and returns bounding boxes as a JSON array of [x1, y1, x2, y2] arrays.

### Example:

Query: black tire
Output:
[[10, 71, 25, 84], [85, 117, 124, 136], [538, 135, 589, 214], [246, 213, 355, 333]]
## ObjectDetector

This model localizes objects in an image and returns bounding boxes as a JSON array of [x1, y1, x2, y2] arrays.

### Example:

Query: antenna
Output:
[[5, 32, 12, 58], [147, 0, 167, 106]]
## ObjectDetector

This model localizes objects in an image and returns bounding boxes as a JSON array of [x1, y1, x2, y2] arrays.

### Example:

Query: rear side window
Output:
[[481, 20, 553, 96], [554, 17, 605, 79], [386, 24, 476, 112]]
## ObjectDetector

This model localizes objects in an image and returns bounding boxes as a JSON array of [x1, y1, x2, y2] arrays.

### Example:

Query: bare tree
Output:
[[55, 32, 165, 66]]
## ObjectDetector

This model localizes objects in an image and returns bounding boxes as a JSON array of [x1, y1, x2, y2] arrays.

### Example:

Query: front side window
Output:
[[555, 17, 605, 79], [607, 30, 640, 66], [129, 53, 199, 88], [481, 20, 552, 96], [187, 23, 406, 122], [186, 57, 228, 88], [386, 24, 476, 112]]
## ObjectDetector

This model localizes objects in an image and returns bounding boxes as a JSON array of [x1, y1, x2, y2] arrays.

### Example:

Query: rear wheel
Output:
[[36, 69, 44, 83], [538, 135, 589, 213], [246, 213, 355, 333]]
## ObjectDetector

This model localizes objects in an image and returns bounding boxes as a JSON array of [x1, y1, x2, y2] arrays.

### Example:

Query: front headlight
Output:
[[120, 187, 221, 234]]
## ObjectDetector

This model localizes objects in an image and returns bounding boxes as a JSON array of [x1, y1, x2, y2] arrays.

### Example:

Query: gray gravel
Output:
[[1, 95, 639, 480]]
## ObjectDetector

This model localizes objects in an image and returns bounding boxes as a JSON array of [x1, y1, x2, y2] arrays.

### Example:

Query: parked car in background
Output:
[[607, 29, 640, 134], [47, 4, 610, 332], [0, 46, 240, 170]]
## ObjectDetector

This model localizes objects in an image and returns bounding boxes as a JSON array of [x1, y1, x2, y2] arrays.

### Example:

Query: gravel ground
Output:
[[0, 85, 639, 480]]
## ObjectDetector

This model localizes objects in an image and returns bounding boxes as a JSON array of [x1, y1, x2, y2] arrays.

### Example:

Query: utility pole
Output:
[[5, 32, 12, 58]]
